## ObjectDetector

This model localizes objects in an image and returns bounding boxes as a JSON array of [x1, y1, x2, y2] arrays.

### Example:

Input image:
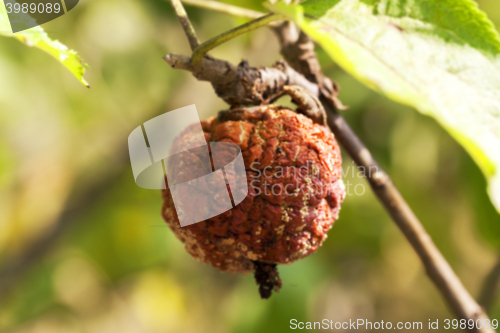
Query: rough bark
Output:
[[164, 54, 318, 106]]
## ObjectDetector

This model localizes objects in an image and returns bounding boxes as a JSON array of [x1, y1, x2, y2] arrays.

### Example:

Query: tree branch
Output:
[[181, 0, 265, 20], [163, 53, 318, 105], [479, 255, 500, 313], [170, 0, 200, 50], [325, 106, 492, 331], [272, 21, 347, 111]]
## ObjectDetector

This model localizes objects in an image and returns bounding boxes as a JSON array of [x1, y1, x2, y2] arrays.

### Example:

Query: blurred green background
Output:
[[1, 0, 500, 332]]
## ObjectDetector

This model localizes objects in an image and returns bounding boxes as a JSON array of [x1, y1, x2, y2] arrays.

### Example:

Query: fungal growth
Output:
[[162, 103, 345, 298]]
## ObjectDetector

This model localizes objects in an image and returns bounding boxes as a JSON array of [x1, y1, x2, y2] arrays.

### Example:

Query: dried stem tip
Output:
[[254, 261, 282, 299]]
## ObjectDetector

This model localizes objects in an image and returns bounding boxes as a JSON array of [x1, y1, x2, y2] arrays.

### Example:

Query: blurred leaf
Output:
[[0, 0, 89, 87], [271, 0, 500, 213]]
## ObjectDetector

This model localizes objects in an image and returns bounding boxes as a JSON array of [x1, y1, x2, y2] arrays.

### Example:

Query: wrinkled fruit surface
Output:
[[162, 105, 345, 274]]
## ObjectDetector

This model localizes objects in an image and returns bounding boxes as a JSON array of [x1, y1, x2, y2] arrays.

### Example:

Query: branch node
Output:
[[253, 261, 282, 299]]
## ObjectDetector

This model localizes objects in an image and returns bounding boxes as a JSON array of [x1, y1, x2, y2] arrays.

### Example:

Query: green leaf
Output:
[[0, 0, 89, 87], [271, 0, 500, 213]]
